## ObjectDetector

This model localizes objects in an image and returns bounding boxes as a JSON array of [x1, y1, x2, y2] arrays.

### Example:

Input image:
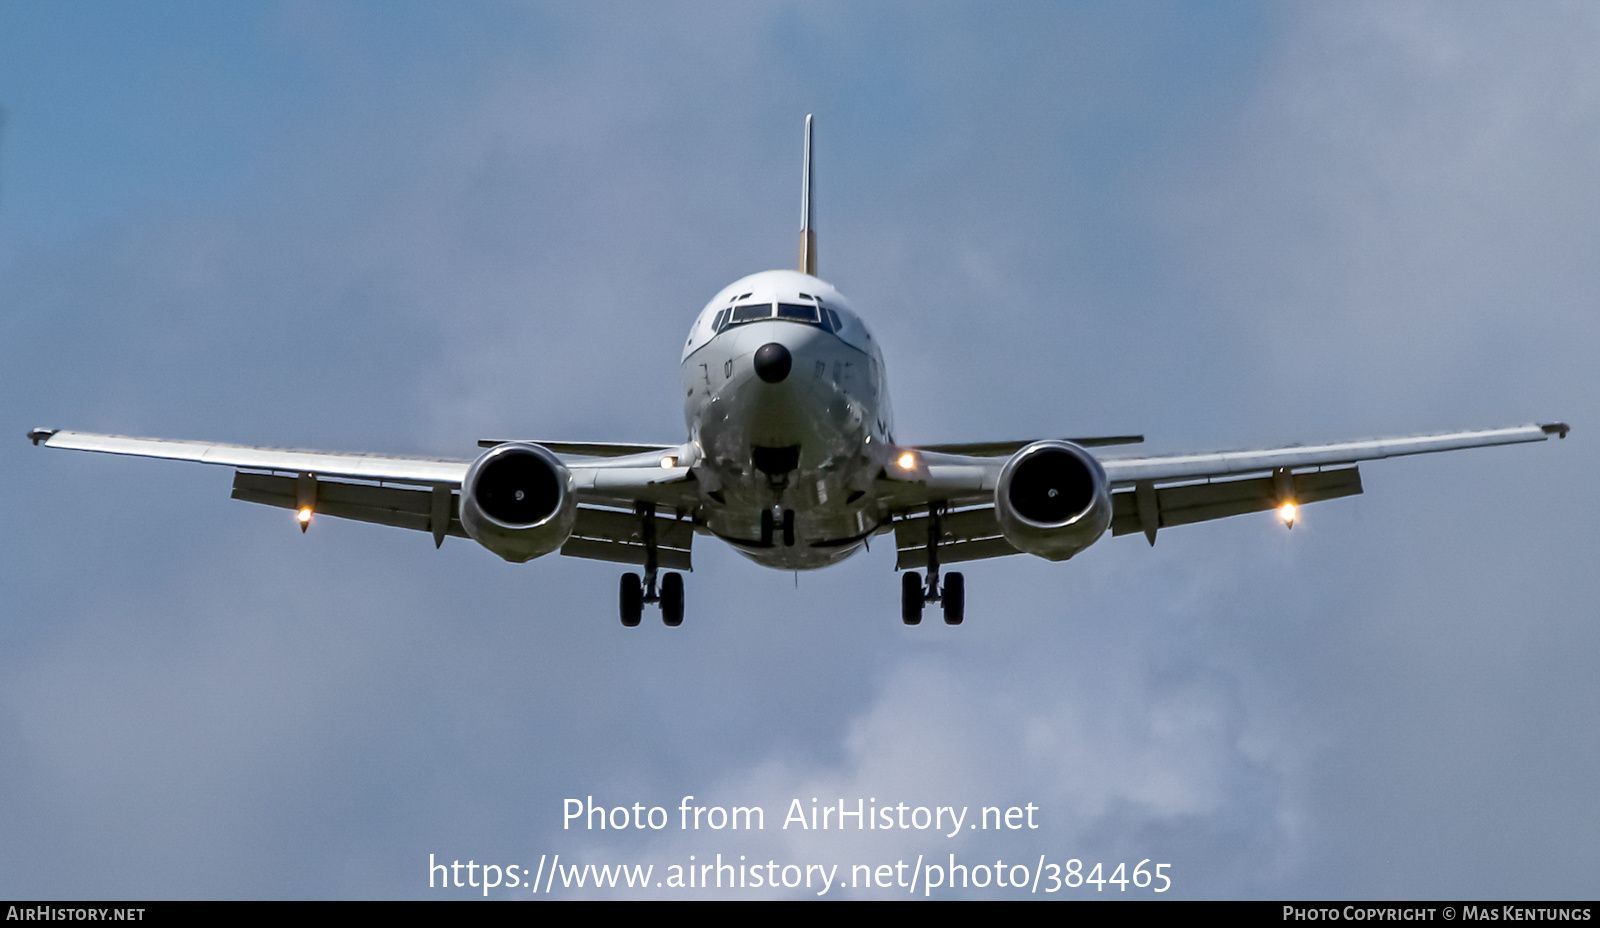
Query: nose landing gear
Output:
[[759, 508, 796, 547]]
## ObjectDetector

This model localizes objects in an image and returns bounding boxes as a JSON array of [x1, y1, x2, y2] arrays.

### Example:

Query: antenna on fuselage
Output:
[[798, 114, 816, 276]]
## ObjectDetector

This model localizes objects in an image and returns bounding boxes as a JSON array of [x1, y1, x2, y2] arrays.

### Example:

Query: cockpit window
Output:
[[729, 302, 773, 324], [775, 302, 818, 323], [713, 299, 840, 334]]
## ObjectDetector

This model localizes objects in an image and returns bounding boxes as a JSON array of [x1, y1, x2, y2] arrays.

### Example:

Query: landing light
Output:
[[896, 452, 917, 471], [297, 506, 313, 532], [1278, 502, 1297, 528], [660, 455, 677, 469]]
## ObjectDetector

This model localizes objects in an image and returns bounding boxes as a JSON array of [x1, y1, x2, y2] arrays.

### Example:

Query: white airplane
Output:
[[30, 116, 1568, 628]]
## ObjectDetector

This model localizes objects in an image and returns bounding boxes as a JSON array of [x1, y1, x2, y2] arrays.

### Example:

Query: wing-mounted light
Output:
[[1274, 468, 1295, 529], [296, 473, 317, 533]]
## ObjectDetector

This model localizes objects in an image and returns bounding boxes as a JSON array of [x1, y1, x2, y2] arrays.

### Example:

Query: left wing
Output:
[[879, 423, 1568, 568], [28, 429, 700, 565], [1094, 424, 1567, 486]]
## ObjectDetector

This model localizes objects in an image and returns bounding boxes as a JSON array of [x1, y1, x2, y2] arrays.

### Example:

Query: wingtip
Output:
[[28, 428, 57, 446], [1541, 422, 1570, 439]]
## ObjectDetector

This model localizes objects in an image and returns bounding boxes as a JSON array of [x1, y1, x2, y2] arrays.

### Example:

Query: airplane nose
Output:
[[753, 342, 792, 383]]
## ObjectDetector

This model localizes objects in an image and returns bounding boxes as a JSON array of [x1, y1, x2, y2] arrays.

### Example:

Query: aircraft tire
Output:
[[943, 572, 965, 625], [661, 572, 684, 627], [901, 571, 923, 625], [620, 573, 643, 627]]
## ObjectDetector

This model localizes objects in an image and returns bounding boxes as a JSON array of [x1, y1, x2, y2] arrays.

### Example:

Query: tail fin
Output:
[[798, 114, 816, 276]]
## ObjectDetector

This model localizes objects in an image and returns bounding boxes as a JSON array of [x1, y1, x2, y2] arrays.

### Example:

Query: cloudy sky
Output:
[[2, 1, 1595, 900]]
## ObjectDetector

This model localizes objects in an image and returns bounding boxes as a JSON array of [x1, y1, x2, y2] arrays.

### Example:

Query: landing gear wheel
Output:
[[782, 509, 796, 547], [619, 573, 643, 627], [942, 572, 965, 625], [660, 572, 684, 627], [901, 571, 924, 625], [760, 509, 775, 547]]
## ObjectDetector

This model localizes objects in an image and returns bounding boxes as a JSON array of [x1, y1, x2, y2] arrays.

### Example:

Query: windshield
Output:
[[728, 302, 773, 325], [716, 300, 836, 333]]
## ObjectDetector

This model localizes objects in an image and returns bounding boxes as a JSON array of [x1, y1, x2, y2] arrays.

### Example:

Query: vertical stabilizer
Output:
[[799, 115, 816, 276]]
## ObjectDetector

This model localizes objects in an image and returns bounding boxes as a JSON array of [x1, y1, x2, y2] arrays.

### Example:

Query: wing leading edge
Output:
[[1095, 423, 1567, 486], [32, 429, 471, 485]]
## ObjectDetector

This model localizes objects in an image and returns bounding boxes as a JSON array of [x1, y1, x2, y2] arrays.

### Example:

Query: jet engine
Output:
[[459, 442, 577, 562], [994, 440, 1113, 561]]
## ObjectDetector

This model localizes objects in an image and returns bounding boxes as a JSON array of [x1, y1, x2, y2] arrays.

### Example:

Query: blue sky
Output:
[[2, 1, 1595, 899]]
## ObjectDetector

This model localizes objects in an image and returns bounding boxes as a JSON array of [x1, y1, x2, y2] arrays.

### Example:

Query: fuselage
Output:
[[681, 269, 893, 569]]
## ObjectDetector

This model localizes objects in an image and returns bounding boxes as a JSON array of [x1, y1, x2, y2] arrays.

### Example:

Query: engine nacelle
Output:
[[994, 440, 1112, 561], [459, 442, 577, 562]]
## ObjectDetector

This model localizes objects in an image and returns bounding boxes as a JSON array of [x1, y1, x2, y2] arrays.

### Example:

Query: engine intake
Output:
[[995, 440, 1112, 561], [459, 442, 576, 562]]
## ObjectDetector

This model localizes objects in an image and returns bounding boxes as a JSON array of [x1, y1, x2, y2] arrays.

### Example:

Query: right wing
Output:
[[30, 429, 701, 565], [33, 429, 469, 484]]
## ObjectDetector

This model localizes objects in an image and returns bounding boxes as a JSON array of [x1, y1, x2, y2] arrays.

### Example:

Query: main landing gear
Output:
[[901, 569, 964, 625], [900, 506, 965, 626], [619, 570, 684, 627], [619, 502, 686, 627]]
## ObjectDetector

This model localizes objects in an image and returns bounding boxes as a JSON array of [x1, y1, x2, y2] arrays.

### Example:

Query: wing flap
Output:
[[231, 471, 467, 538], [1109, 467, 1362, 538], [559, 506, 695, 570], [559, 538, 692, 571], [895, 536, 1021, 570], [893, 507, 1021, 570], [889, 467, 1365, 565], [232, 471, 699, 567], [566, 506, 696, 550]]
